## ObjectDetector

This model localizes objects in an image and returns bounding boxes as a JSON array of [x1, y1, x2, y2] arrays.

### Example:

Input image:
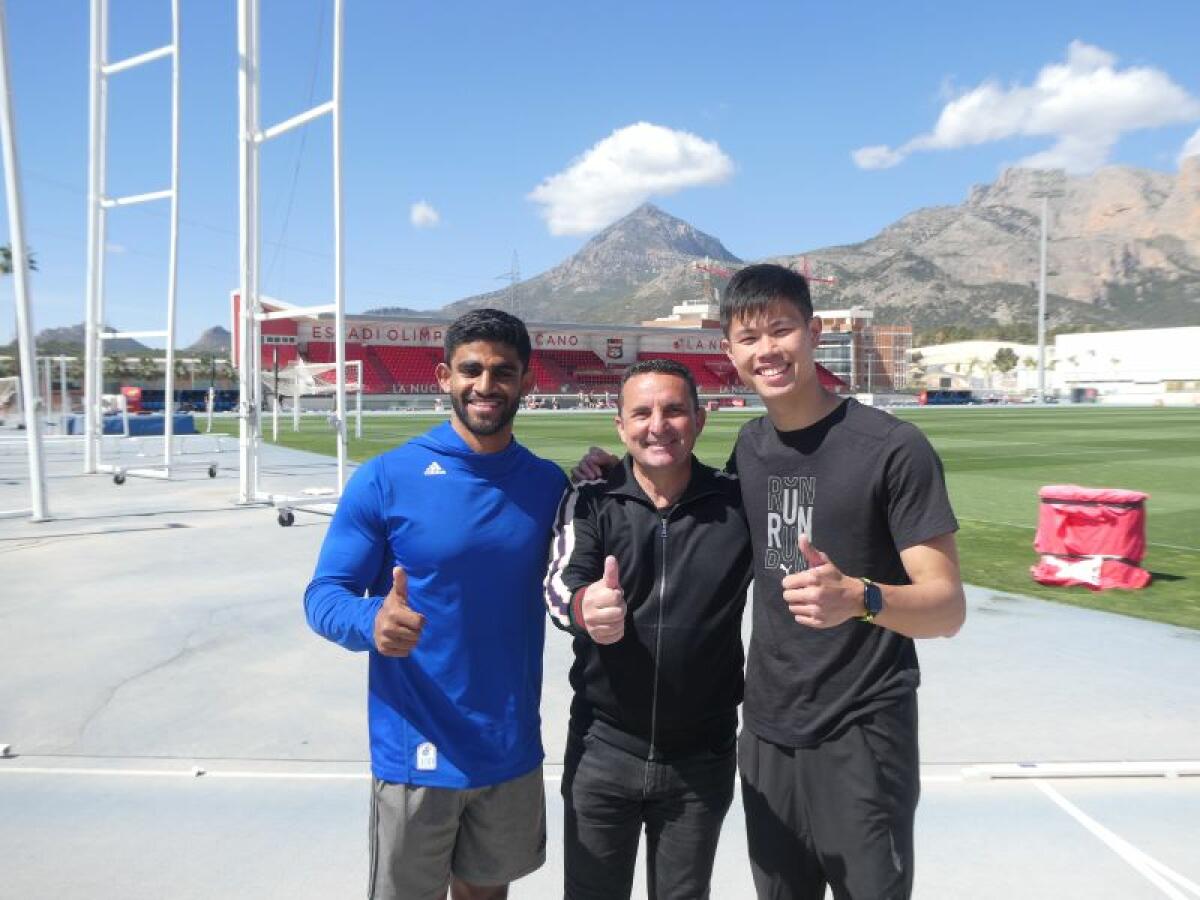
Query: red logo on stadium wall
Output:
[[606, 338, 624, 360]]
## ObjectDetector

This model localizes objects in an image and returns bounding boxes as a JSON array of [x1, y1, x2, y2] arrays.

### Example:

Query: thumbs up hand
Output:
[[580, 555, 627, 645], [374, 566, 426, 657], [781, 534, 860, 629]]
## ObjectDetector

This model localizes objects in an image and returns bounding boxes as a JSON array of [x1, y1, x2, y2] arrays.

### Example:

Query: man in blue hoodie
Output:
[[305, 309, 567, 900]]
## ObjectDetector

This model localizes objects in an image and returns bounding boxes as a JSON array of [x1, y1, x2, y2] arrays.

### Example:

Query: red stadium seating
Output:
[[636, 352, 738, 389], [260, 344, 298, 369], [372, 346, 442, 390], [292, 343, 763, 395]]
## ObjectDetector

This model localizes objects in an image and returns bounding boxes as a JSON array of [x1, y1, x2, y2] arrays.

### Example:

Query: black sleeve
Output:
[[724, 446, 738, 476], [883, 423, 960, 551], [543, 485, 604, 635]]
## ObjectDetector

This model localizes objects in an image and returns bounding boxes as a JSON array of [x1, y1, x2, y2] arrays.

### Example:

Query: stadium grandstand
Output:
[[231, 294, 920, 406]]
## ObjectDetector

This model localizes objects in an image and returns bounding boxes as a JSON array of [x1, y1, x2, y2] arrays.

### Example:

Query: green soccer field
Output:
[[215, 406, 1200, 629]]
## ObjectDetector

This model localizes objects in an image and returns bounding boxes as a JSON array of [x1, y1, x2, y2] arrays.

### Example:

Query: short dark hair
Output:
[[617, 358, 699, 413], [444, 308, 532, 370], [720, 263, 813, 333]]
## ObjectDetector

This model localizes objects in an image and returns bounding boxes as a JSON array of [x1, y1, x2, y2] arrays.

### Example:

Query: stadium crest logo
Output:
[[606, 338, 624, 360]]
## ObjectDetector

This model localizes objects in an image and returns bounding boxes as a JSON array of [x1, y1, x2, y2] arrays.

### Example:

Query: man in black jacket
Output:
[[544, 358, 753, 900]]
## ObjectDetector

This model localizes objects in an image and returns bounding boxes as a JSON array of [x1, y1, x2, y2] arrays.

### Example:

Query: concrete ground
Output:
[[1, 433, 1197, 898]]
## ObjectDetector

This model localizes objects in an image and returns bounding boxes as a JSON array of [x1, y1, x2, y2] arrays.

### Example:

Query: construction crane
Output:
[[792, 256, 837, 286]]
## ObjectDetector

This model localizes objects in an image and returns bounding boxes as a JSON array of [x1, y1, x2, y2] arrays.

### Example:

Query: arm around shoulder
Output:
[[544, 484, 604, 636]]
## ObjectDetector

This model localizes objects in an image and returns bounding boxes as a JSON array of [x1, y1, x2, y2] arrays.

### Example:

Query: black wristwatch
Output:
[[859, 578, 884, 623]]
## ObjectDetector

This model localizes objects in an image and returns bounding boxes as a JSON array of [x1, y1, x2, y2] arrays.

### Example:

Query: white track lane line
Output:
[[0, 766, 369, 780], [1034, 780, 1200, 899]]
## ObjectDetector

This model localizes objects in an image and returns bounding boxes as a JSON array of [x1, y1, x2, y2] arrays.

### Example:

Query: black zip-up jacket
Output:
[[544, 455, 753, 759]]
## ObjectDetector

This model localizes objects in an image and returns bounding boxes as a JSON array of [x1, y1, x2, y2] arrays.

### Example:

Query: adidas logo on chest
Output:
[[423, 461, 447, 476]]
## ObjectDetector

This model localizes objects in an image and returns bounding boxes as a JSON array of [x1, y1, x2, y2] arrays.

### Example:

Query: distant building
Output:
[[817, 308, 911, 393], [1055, 327, 1200, 404], [909, 340, 1043, 395], [645, 301, 911, 393]]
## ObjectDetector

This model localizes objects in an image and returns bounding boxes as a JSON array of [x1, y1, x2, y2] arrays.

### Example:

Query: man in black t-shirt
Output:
[[720, 264, 965, 899], [574, 265, 964, 899]]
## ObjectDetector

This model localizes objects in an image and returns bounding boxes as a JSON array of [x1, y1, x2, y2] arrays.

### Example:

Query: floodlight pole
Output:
[[0, 0, 49, 520], [1033, 171, 1063, 404], [1037, 195, 1048, 403]]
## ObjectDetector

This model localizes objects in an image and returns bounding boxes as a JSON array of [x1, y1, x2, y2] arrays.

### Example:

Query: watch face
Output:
[[865, 582, 884, 616]]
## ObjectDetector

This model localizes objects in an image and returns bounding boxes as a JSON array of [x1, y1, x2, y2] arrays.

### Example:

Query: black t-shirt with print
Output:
[[729, 398, 958, 748]]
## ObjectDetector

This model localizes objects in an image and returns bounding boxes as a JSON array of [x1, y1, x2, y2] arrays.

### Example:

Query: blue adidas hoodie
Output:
[[304, 421, 567, 788]]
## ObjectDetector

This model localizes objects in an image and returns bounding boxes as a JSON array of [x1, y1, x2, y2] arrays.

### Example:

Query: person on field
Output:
[[576, 264, 965, 899], [545, 358, 753, 900], [305, 309, 567, 900]]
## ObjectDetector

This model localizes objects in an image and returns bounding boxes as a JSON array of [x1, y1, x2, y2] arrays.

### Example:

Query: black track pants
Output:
[[738, 694, 920, 900]]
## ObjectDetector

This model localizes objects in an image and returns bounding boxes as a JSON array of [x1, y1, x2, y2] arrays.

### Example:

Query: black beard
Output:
[[449, 392, 520, 437]]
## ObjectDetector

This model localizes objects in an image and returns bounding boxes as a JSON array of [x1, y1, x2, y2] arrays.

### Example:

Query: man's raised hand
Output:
[[374, 566, 426, 657], [580, 555, 627, 644], [781, 534, 863, 629]]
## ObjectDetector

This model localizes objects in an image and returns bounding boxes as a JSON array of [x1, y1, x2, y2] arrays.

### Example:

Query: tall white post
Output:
[[237, 0, 259, 503], [160, 0, 181, 472], [84, 0, 106, 472], [0, 0, 49, 519], [1037, 194, 1048, 404], [332, 0, 347, 492]]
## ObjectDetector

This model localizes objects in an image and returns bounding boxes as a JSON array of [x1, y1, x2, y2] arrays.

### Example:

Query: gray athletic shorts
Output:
[[367, 765, 546, 900]]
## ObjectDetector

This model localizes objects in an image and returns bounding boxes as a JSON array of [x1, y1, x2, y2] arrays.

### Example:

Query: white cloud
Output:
[[528, 122, 734, 235], [409, 201, 440, 229], [1181, 127, 1200, 165], [852, 145, 905, 170], [105, 242, 127, 254], [853, 41, 1200, 173]]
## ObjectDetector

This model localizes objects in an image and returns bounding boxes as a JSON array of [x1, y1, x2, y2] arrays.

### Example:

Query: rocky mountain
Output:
[[402, 164, 1200, 333], [32, 323, 149, 353], [431, 203, 741, 324], [187, 326, 231, 354], [770, 161, 1200, 331]]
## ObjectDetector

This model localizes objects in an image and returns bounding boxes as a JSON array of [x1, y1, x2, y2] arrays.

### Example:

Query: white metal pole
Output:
[[161, 0, 180, 472], [206, 386, 214, 432], [293, 384, 300, 431], [84, 0, 102, 472], [237, 0, 256, 503], [332, 0, 347, 491], [272, 394, 278, 441], [0, 0, 49, 519], [87, 0, 110, 473], [1037, 195, 1048, 404]]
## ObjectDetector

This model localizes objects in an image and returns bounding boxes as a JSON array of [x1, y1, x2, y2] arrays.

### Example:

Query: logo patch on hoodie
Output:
[[416, 742, 438, 770]]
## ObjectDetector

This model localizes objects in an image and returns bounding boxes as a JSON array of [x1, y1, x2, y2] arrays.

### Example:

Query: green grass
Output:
[[214, 406, 1200, 629]]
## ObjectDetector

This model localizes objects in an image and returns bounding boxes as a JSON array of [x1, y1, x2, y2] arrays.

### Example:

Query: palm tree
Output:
[[137, 356, 161, 386], [103, 354, 130, 392]]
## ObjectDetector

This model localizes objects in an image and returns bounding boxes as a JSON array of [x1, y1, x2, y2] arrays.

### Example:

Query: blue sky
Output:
[[3, 0, 1198, 346]]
